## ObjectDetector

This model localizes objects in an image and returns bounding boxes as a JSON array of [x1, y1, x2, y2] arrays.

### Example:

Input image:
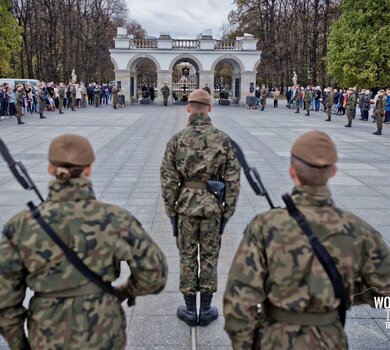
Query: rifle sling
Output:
[[27, 201, 117, 297], [281, 194, 347, 327]]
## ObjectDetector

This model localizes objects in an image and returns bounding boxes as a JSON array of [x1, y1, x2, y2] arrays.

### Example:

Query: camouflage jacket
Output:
[[303, 90, 312, 102], [160, 112, 240, 218], [346, 93, 356, 110], [161, 86, 170, 97], [15, 91, 23, 106], [326, 92, 334, 108], [0, 178, 167, 349], [224, 185, 390, 350], [38, 88, 46, 103], [58, 87, 65, 98], [374, 95, 385, 115]]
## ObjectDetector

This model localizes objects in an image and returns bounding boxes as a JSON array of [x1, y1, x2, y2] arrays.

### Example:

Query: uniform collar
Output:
[[291, 185, 334, 207], [47, 178, 96, 202], [187, 113, 212, 126]]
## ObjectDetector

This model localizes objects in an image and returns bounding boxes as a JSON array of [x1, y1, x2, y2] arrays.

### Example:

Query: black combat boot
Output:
[[17, 119, 25, 124], [305, 112, 310, 116], [325, 117, 331, 121], [344, 122, 351, 127], [40, 113, 46, 119], [373, 128, 382, 135], [177, 294, 197, 327], [199, 293, 218, 326]]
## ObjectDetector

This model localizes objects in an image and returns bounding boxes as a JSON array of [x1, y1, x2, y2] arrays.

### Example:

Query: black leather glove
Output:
[[170, 215, 178, 236], [219, 217, 228, 235]]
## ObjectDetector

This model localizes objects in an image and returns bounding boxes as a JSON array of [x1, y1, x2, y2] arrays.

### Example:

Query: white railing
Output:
[[215, 40, 243, 50], [126, 39, 244, 50], [172, 40, 200, 50], [130, 39, 158, 49]]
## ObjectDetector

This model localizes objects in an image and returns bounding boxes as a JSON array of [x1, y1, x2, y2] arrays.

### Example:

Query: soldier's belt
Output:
[[181, 181, 207, 189], [35, 281, 105, 298], [264, 305, 338, 326]]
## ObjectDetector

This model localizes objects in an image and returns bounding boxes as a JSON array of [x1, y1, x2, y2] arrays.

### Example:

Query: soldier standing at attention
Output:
[[344, 87, 356, 127], [0, 134, 168, 349], [38, 84, 47, 119], [94, 84, 101, 107], [325, 87, 334, 121], [15, 84, 25, 125], [161, 89, 240, 327], [161, 82, 170, 106], [373, 89, 386, 135], [304, 86, 312, 116], [58, 82, 65, 114], [293, 85, 300, 113], [223, 130, 390, 350], [71, 83, 77, 111], [260, 84, 267, 111]]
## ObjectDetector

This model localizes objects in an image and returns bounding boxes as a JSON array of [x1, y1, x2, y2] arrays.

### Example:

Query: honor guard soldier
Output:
[[161, 89, 240, 327], [325, 87, 334, 121], [58, 82, 65, 114], [224, 130, 390, 350], [260, 84, 267, 111], [304, 86, 312, 116], [15, 84, 25, 124], [373, 89, 386, 135], [161, 82, 170, 106], [0, 134, 168, 349], [344, 88, 356, 127], [38, 84, 47, 119]]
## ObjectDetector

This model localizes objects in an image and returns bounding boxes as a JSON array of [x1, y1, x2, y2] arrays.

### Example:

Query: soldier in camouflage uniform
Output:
[[260, 84, 267, 111], [223, 130, 390, 350], [325, 87, 334, 122], [94, 84, 101, 108], [373, 89, 385, 135], [0, 134, 168, 350], [15, 84, 25, 125], [304, 86, 312, 116], [344, 87, 356, 128], [71, 84, 77, 111], [58, 82, 65, 114], [112, 85, 119, 109], [38, 84, 47, 119], [161, 89, 240, 327], [161, 82, 170, 106]]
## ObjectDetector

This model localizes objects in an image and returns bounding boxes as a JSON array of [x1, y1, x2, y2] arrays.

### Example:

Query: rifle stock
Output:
[[0, 138, 44, 202]]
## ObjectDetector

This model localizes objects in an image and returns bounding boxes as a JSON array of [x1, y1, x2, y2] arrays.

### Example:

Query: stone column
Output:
[[199, 70, 214, 101], [232, 73, 241, 104], [114, 69, 130, 105], [239, 72, 257, 107], [129, 72, 138, 103], [157, 70, 173, 105]]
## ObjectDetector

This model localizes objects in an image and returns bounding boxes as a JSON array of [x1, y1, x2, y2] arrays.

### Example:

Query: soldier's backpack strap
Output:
[[27, 201, 118, 297], [281, 193, 347, 327]]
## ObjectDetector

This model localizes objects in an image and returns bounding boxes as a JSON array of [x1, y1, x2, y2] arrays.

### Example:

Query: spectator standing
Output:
[[384, 89, 390, 124], [273, 88, 280, 107]]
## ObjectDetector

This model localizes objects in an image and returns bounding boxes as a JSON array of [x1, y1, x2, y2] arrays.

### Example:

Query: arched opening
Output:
[[212, 57, 243, 104], [129, 57, 158, 104], [171, 58, 200, 104]]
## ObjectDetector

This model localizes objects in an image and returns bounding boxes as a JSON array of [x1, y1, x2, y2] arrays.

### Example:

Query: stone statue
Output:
[[292, 71, 297, 86], [71, 69, 77, 84]]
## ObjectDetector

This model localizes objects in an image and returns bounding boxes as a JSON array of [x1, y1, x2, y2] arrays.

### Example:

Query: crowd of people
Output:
[[285, 85, 390, 135], [0, 81, 122, 125]]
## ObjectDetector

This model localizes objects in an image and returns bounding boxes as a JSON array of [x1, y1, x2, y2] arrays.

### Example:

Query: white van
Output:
[[0, 78, 41, 87]]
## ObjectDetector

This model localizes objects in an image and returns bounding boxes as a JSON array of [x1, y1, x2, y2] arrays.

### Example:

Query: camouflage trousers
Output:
[[347, 108, 353, 123], [176, 215, 221, 294], [376, 112, 383, 129], [16, 104, 22, 120], [27, 293, 126, 349]]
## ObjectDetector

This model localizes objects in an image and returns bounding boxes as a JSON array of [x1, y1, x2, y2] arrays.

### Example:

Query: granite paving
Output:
[[0, 100, 389, 349]]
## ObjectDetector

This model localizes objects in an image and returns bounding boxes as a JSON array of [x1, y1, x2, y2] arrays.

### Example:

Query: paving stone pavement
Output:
[[0, 102, 389, 349]]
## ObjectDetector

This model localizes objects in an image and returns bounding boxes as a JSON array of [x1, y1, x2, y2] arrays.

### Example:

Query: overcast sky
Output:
[[126, 0, 236, 39]]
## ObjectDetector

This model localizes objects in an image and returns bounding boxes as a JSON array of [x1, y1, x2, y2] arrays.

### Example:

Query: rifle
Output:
[[0, 138, 44, 202], [230, 139, 275, 209]]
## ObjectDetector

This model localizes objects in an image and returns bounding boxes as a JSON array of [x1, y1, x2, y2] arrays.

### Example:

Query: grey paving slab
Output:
[[1, 102, 390, 349]]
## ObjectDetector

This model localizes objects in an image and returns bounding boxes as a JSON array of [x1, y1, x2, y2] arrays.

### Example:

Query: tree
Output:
[[326, 0, 390, 89], [0, 0, 21, 76], [229, 0, 341, 88]]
